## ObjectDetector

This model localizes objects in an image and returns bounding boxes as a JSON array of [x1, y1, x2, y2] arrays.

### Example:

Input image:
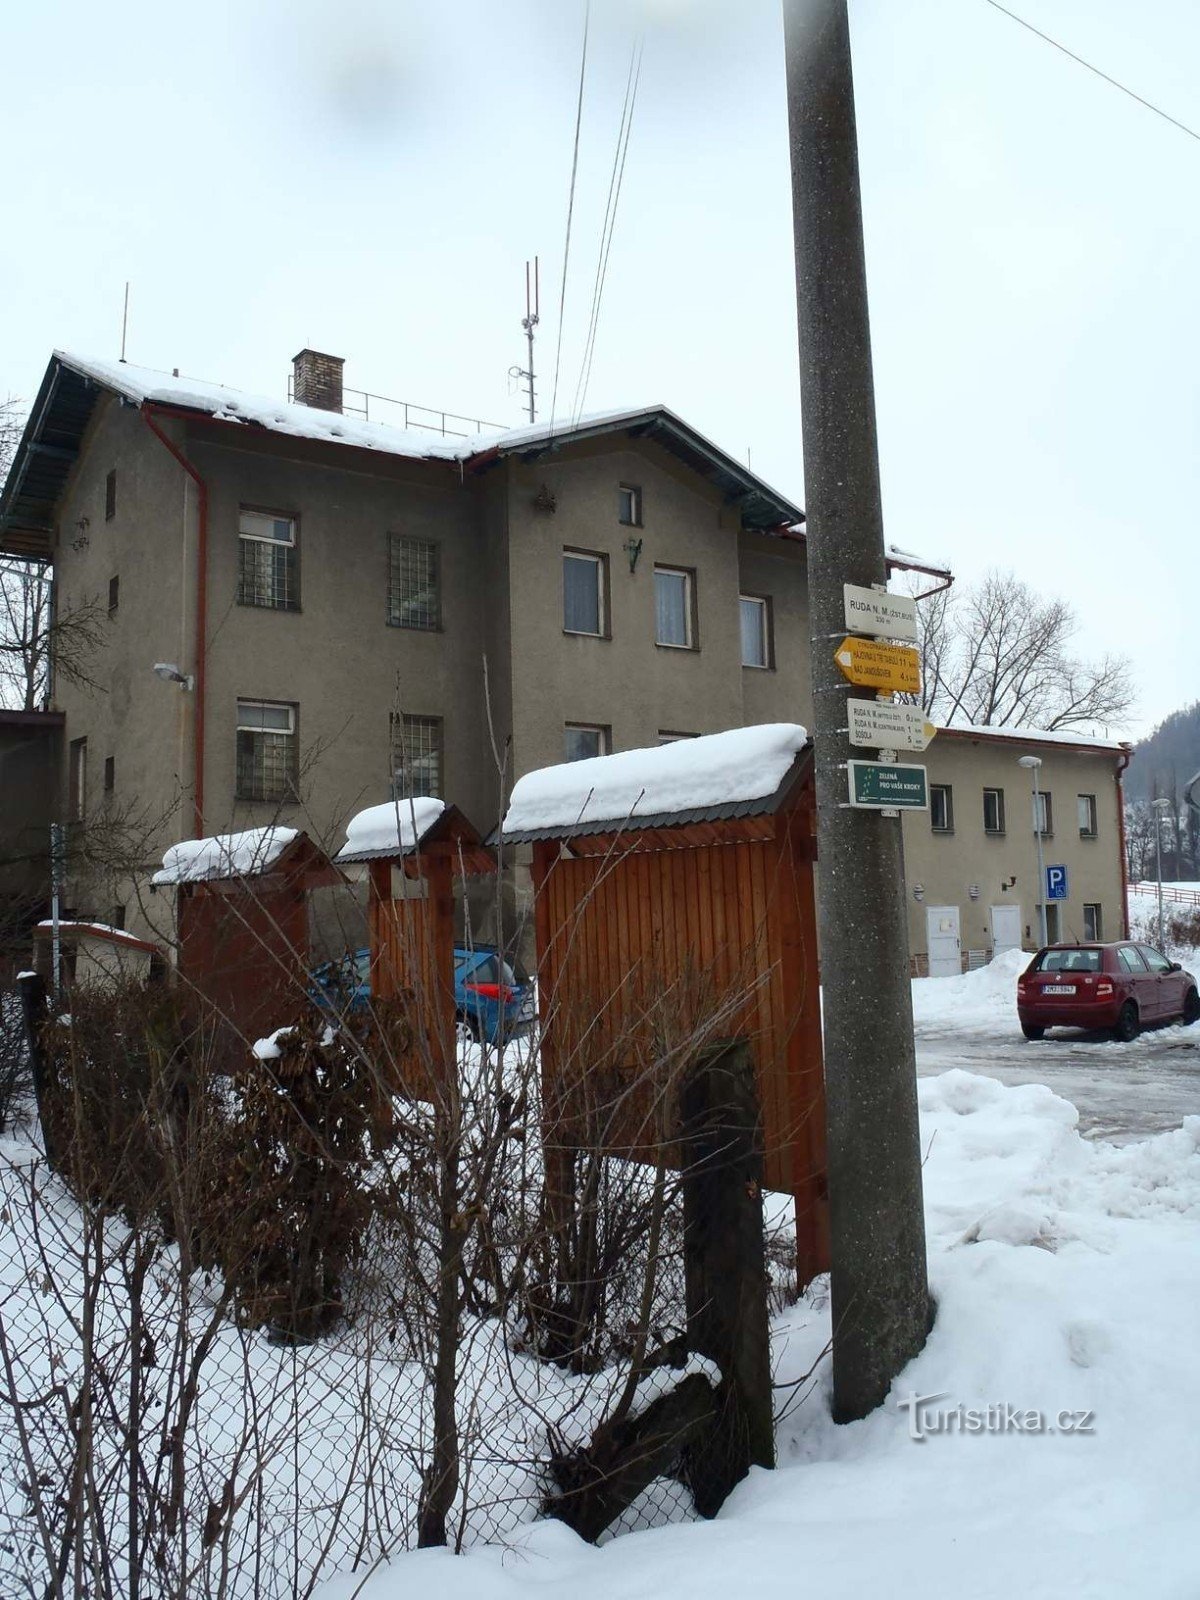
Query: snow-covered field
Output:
[[325, 1064, 1200, 1600]]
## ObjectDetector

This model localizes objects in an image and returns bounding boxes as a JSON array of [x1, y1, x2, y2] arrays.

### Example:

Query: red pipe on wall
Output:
[[142, 407, 208, 837], [1115, 747, 1132, 940]]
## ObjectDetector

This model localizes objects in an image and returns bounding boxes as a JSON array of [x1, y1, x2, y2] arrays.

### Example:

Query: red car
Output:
[[1017, 941, 1200, 1042]]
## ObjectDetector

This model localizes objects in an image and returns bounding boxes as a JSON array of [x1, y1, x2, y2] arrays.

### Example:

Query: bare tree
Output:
[[905, 569, 1134, 734]]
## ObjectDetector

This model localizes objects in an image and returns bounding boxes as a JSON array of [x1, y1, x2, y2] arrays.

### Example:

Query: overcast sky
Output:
[[4, 0, 1196, 737]]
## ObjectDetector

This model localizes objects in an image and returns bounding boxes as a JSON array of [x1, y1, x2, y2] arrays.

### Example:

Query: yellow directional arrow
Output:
[[834, 636, 921, 694]]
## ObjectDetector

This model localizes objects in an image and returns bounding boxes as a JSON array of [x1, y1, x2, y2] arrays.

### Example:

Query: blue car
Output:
[[308, 944, 535, 1046]]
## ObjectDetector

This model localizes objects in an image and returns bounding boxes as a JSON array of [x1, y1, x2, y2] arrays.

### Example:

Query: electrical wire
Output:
[[570, 37, 644, 427], [983, 0, 1200, 145], [548, 1, 592, 438]]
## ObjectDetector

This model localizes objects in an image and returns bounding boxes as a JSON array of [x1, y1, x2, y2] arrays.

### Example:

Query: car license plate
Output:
[[1043, 984, 1075, 996]]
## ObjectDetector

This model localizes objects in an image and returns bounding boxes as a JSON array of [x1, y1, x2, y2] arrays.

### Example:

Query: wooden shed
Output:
[[33, 921, 168, 992], [335, 798, 496, 1088], [501, 725, 829, 1285], [152, 827, 342, 1047]]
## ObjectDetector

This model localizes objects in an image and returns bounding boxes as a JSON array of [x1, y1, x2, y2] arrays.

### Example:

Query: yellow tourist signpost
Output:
[[833, 636, 921, 695]]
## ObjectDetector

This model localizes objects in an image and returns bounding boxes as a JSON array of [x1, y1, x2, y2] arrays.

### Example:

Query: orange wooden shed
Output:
[[152, 827, 342, 1049], [501, 728, 829, 1286], [336, 799, 496, 1089]]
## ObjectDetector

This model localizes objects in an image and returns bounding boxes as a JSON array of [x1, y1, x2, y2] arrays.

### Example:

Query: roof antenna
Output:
[[508, 257, 539, 423], [120, 281, 130, 364]]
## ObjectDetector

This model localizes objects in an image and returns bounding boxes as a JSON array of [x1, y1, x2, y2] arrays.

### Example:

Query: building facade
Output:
[[0, 348, 1130, 969]]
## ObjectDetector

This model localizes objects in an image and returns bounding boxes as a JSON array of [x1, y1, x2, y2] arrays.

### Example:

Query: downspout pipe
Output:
[[1115, 748, 1132, 940], [141, 406, 207, 838]]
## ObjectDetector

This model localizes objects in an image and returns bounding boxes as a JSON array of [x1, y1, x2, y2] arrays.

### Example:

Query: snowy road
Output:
[[916, 1021, 1200, 1144]]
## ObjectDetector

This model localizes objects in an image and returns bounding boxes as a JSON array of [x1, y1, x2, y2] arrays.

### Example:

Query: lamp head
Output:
[[152, 662, 194, 689], [1017, 754, 1042, 770]]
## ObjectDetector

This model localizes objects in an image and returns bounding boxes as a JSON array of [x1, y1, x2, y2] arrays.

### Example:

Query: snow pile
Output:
[[252, 1026, 296, 1062], [935, 721, 1130, 751], [152, 826, 297, 885], [502, 724, 808, 837], [337, 797, 445, 859], [325, 1068, 1200, 1600], [911, 946, 1030, 1032]]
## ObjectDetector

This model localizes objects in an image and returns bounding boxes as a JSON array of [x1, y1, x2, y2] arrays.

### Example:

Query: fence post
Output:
[[679, 1036, 774, 1515], [16, 971, 61, 1173]]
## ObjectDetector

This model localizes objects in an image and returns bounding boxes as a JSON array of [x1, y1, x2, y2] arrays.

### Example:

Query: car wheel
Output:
[[455, 1013, 478, 1046], [1021, 1023, 1045, 1041], [1183, 988, 1200, 1026], [1112, 1001, 1139, 1043]]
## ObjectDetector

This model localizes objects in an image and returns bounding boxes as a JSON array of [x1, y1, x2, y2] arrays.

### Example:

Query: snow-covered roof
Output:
[[501, 723, 810, 840], [336, 798, 446, 862], [152, 826, 298, 885], [34, 920, 161, 955], [937, 722, 1132, 753]]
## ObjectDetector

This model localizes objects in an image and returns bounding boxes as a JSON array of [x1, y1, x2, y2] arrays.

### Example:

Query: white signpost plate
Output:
[[847, 700, 937, 753], [843, 583, 918, 643]]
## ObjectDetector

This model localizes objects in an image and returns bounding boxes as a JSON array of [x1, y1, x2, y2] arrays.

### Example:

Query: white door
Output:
[[925, 905, 962, 978], [990, 904, 1022, 960]]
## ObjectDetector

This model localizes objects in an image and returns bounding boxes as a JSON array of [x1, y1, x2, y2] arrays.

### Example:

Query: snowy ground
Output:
[[914, 947, 1200, 1144], [323, 1060, 1200, 1600]]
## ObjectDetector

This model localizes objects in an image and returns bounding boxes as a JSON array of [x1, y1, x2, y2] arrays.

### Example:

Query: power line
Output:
[[548, 1, 591, 437], [983, 0, 1200, 145], [571, 38, 643, 426]]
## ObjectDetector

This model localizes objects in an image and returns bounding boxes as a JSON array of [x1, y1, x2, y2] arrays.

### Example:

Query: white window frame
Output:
[[654, 565, 695, 650], [1034, 790, 1053, 837], [930, 784, 953, 833], [235, 700, 297, 803], [982, 787, 1005, 835], [238, 508, 299, 611], [1083, 903, 1103, 941], [618, 484, 642, 527], [562, 549, 607, 637], [1077, 793, 1098, 839], [739, 594, 771, 669], [564, 723, 610, 762]]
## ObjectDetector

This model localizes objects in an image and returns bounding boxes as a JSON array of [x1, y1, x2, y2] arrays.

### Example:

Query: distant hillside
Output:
[[1126, 701, 1200, 802]]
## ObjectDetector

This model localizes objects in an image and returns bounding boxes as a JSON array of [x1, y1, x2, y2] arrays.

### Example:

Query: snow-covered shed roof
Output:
[[152, 826, 299, 885], [336, 798, 446, 863], [500, 724, 812, 843], [34, 920, 162, 956]]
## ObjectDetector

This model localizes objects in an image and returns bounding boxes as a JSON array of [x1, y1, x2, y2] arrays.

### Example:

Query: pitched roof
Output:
[[935, 722, 1133, 757]]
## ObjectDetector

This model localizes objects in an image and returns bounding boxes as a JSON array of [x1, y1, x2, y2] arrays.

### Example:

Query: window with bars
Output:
[[235, 701, 297, 802], [388, 535, 441, 630], [391, 712, 443, 798], [238, 510, 299, 611]]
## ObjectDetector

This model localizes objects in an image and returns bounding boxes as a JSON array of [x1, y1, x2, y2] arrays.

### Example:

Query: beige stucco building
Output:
[[0, 348, 1130, 971]]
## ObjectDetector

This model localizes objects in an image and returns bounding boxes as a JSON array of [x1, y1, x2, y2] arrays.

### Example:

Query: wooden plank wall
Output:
[[535, 815, 828, 1281], [369, 860, 453, 1098]]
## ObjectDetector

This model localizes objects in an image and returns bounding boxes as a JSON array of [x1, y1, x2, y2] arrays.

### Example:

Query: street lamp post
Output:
[[1152, 797, 1172, 949], [1018, 755, 1048, 948]]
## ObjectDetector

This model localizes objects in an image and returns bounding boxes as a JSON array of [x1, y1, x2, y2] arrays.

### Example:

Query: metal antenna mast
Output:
[[509, 257, 540, 422]]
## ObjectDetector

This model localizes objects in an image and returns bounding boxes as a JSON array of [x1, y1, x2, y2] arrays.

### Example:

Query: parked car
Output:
[[308, 944, 535, 1046], [1017, 941, 1200, 1042]]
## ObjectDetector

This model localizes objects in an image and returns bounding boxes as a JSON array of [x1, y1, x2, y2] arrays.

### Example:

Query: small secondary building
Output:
[[904, 724, 1131, 976]]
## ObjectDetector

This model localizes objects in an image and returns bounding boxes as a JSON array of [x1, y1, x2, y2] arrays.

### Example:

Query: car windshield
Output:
[[1034, 948, 1102, 973]]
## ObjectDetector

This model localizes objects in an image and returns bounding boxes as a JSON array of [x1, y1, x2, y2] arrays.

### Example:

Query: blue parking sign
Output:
[[1045, 864, 1069, 901]]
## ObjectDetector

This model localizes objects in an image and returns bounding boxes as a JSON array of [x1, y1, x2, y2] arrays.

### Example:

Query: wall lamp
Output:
[[152, 662, 194, 691]]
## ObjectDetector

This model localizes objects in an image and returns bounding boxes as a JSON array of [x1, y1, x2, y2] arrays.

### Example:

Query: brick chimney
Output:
[[292, 349, 344, 413]]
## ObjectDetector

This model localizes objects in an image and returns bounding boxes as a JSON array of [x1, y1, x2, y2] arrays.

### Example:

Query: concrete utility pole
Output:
[[1018, 755, 1048, 947], [782, 0, 930, 1422]]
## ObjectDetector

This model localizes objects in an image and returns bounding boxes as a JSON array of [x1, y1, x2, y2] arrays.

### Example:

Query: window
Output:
[[618, 484, 642, 527], [1118, 946, 1148, 975], [238, 509, 299, 611], [563, 550, 607, 636], [103, 756, 115, 795], [654, 566, 695, 649], [391, 712, 443, 798], [1077, 793, 1098, 838], [105, 470, 117, 522], [930, 784, 953, 833], [1034, 790, 1053, 836], [108, 575, 119, 617], [1039, 903, 1061, 943], [1036, 947, 1101, 973], [1083, 903, 1103, 941], [68, 737, 87, 822], [739, 594, 772, 668], [1139, 944, 1173, 974], [235, 701, 297, 802], [658, 730, 697, 743], [982, 787, 1005, 835], [388, 535, 440, 631], [564, 723, 609, 762]]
